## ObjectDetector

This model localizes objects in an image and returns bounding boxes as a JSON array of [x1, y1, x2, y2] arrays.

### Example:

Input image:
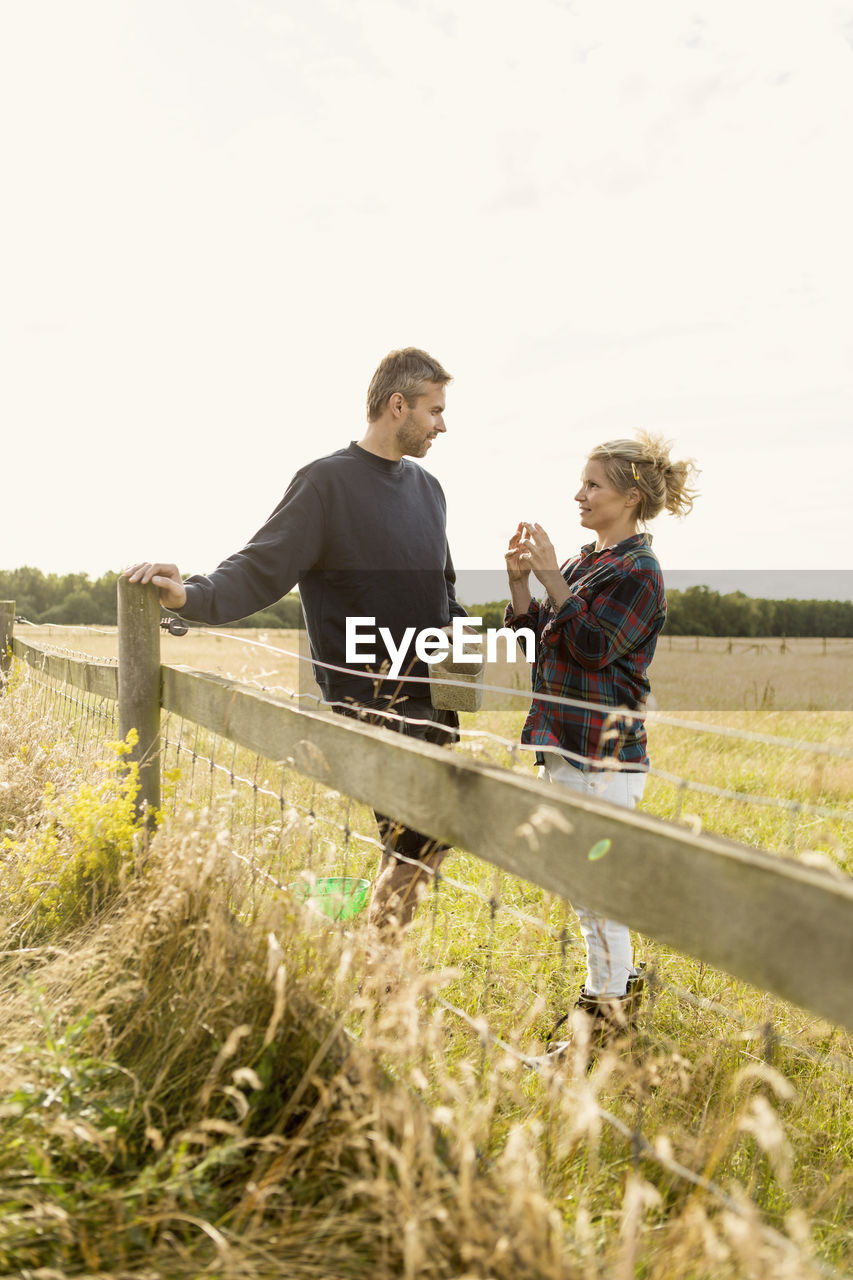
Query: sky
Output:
[[2, 0, 852, 600]]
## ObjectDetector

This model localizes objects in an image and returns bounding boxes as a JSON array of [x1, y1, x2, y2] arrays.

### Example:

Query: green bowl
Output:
[[290, 875, 371, 921]]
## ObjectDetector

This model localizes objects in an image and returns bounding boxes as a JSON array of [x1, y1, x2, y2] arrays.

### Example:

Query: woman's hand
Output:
[[515, 522, 560, 576], [514, 523, 571, 611], [505, 522, 532, 584]]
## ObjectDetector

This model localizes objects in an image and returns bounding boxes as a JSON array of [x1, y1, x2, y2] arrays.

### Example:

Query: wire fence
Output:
[[6, 644, 853, 1279], [25, 618, 852, 770], [156, 695, 853, 1073], [14, 622, 853, 904], [17, 619, 853, 656], [18, 655, 119, 750], [659, 634, 852, 654]]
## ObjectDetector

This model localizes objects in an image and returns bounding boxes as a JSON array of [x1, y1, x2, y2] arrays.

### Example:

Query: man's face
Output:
[[394, 382, 447, 458]]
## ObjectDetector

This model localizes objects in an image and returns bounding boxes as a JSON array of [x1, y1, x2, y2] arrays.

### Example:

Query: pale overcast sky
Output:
[[2, 0, 852, 596]]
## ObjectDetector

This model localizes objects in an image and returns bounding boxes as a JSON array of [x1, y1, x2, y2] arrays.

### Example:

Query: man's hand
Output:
[[124, 562, 188, 611]]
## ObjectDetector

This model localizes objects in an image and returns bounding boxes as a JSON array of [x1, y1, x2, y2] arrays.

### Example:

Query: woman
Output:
[[505, 431, 698, 1052]]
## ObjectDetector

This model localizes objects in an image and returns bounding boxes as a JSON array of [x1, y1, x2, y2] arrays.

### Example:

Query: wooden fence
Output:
[[3, 585, 853, 1031]]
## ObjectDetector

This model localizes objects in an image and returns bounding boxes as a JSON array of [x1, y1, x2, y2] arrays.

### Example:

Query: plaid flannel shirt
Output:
[[505, 533, 666, 770]]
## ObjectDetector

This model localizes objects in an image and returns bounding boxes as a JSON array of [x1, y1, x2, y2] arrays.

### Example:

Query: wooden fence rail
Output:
[[3, 589, 853, 1031]]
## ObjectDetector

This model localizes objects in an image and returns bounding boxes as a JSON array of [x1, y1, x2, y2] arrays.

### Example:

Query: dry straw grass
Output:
[[1, 651, 851, 1278]]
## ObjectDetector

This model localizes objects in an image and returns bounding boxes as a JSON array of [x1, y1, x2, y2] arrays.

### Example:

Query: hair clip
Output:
[[631, 462, 640, 481]]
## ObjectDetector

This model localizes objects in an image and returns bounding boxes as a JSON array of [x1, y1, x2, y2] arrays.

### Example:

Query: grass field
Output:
[[23, 623, 852, 860], [22, 624, 853, 712], [1, 627, 851, 1276]]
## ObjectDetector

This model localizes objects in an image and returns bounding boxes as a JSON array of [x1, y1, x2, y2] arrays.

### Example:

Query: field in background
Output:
[[21, 624, 853, 861], [20, 625, 853, 713]]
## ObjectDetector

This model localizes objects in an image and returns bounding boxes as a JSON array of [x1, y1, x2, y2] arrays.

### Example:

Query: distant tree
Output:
[[41, 590, 103, 625], [89, 571, 119, 625], [0, 567, 54, 619], [665, 586, 717, 635], [460, 601, 508, 630], [233, 594, 305, 628], [663, 588, 853, 637]]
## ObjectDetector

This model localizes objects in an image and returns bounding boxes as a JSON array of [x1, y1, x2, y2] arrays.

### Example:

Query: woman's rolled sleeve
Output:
[[550, 572, 662, 671], [505, 596, 546, 639]]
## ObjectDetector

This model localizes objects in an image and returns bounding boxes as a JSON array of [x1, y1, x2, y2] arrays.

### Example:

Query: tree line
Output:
[[0, 568, 306, 630], [468, 587, 853, 637], [2, 568, 852, 637]]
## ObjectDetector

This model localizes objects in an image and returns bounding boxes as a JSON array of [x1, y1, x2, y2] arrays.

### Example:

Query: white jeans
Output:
[[538, 754, 646, 998]]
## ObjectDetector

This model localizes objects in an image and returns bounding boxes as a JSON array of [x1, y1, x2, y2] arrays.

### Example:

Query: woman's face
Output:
[[574, 458, 636, 537]]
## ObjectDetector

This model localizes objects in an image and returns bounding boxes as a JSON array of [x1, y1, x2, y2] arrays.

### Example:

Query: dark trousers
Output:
[[335, 695, 457, 930]]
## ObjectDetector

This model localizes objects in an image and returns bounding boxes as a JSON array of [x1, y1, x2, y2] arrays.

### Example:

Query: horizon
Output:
[[3, 564, 852, 605]]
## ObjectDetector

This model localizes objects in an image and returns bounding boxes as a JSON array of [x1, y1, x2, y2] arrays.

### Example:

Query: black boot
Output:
[[582, 968, 643, 1039], [546, 965, 645, 1059]]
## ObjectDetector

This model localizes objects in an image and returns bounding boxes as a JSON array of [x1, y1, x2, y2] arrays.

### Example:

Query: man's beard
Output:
[[394, 414, 429, 457]]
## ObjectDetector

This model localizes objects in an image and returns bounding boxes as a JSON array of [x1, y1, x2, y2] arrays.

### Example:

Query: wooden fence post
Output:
[[117, 578, 161, 822], [0, 602, 14, 690]]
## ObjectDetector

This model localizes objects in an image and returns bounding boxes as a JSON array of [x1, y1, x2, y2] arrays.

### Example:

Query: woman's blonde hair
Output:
[[588, 430, 699, 522]]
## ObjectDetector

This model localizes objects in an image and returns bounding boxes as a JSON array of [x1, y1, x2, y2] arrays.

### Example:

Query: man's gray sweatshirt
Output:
[[180, 442, 467, 704]]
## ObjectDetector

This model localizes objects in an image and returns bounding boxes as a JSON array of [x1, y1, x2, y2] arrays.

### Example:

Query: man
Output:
[[126, 347, 465, 931]]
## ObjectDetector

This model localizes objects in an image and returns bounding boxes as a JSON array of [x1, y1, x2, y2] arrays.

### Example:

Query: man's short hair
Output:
[[366, 348, 452, 422]]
